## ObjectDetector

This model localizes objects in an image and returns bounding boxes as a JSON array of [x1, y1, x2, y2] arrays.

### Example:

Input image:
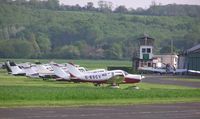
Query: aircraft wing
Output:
[[174, 69, 187, 73], [139, 67, 166, 73], [188, 70, 200, 74]]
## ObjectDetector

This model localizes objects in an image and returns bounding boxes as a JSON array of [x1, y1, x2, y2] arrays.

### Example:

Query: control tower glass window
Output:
[[147, 48, 151, 53], [142, 48, 146, 53]]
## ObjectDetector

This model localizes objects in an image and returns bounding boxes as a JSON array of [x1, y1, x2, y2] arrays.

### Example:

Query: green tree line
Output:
[[0, 1, 199, 59]]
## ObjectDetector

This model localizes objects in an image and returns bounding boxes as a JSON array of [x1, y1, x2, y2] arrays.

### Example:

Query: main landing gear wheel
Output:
[[132, 86, 139, 90], [111, 85, 120, 88], [111, 83, 120, 88], [94, 83, 101, 87]]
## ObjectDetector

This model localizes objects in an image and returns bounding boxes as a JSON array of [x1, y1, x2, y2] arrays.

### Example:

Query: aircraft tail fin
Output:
[[51, 64, 70, 80], [4, 61, 12, 73], [5, 61, 25, 75], [66, 63, 83, 78]]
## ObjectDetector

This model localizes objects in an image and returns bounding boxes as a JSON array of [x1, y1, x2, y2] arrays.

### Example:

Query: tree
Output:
[[28, 33, 41, 57], [36, 33, 51, 54], [59, 45, 80, 59], [159, 46, 171, 53], [114, 5, 128, 13], [104, 43, 123, 59], [46, 0, 59, 10], [160, 45, 177, 54], [86, 2, 95, 11], [29, 0, 40, 8], [0, 0, 9, 4], [14, 0, 27, 5], [98, 0, 113, 13], [12, 40, 34, 58], [0, 40, 34, 58]]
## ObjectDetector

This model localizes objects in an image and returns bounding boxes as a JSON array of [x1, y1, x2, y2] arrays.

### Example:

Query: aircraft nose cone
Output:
[[141, 75, 145, 79], [124, 74, 142, 83]]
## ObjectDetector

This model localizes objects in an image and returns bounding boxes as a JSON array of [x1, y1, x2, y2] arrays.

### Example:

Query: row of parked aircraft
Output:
[[4, 61, 144, 88], [138, 64, 200, 75]]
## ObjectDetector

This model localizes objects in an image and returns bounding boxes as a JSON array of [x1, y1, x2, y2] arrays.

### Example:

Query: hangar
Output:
[[178, 44, 200, 71]]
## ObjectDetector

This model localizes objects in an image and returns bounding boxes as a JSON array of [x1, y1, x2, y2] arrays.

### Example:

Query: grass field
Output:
[[0, 59, 200, 107], [0, 58, 131, 69]]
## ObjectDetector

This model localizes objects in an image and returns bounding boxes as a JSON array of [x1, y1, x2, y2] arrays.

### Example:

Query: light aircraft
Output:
[[5, 61, 26, 76], [34, 64, 55, 78], [51, 63, 106, 80], [0, 63, 3, 69], [188, 70, 200, 74], [51, 63, 70, 80], [139, 64, 187, 75], [5, 61, 55, 78], [52, 63, 143, 87]]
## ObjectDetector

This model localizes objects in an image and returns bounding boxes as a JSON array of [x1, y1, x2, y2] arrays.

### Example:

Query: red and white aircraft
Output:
[[52, 63, 143, 87]]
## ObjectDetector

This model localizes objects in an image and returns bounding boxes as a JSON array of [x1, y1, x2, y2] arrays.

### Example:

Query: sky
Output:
[[59, 0, 200, 9]]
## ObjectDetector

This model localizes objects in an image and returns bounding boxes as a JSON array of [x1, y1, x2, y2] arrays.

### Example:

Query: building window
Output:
[[148, 63, 151, 67], [147, 48, 151, 53], [142, 48, 146, 53], [140, 62, 143, 67]]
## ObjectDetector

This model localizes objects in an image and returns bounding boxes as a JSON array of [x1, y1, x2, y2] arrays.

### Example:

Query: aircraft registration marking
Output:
[[85, 73, 108, 80]]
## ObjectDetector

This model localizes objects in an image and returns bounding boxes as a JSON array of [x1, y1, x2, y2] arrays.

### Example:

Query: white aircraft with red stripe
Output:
[[52, 63, 143, 87]]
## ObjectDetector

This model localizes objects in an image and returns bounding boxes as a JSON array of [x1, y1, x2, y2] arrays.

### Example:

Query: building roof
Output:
[[138, 36, 155, 40], [138, 34, 155, 40], [138, 34, 155, 46], [187, 44, 200, 53]]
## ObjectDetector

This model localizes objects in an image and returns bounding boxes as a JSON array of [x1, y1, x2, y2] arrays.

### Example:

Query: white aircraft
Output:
[[139, 64, 187, 75], [0, 63, 3, 69], [188, 70, 200, 74], [5, 61, 26, 76], [52, 63, 143, 87], [5, 61, 55, 78], [51, 63, 70, 80], [51, 63, 106, 80], [34, 64, 55, 78]]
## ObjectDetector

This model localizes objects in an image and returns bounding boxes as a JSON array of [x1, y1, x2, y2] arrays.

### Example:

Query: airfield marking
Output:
[[0, 103, 199, 119]]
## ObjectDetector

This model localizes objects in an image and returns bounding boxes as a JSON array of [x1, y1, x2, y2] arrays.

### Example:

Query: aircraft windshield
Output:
[[124, 71, 128, 75]]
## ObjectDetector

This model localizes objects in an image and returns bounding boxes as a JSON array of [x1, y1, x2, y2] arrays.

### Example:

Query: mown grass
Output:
[[0, 85, 200, 107], [1, 85, 199, 101], [0, 58, 131, 69]]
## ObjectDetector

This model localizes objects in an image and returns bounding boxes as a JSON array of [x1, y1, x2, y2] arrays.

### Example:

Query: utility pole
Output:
[[171, 39, 173, 66]]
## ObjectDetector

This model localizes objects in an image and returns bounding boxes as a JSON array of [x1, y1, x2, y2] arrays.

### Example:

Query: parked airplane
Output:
[[55, 63, 143, 87], [51, 63, 70, 80], [0, 63, 3, 69], [139, 64, 187, 75], [5, 61, 26, 76], [5, 61, 55, 78], [188, 70, 200, 74], [35, 64, 55, 78], [51, 63, 106, 80]]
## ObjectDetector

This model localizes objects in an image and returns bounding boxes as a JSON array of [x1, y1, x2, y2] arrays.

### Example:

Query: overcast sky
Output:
[[59, 0, 200, 9]]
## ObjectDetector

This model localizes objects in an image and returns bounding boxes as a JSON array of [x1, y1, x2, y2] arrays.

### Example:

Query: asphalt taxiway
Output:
[[0, 103, 200, 119], [143, 75, 200, 88]]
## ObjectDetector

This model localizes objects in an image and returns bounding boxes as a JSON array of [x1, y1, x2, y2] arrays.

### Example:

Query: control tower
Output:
[[132, 34, 155, 69]]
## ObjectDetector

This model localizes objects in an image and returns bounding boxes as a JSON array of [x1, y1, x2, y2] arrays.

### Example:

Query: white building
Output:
[[154, 54, 178, 68], [140, 45, 153, 60]]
